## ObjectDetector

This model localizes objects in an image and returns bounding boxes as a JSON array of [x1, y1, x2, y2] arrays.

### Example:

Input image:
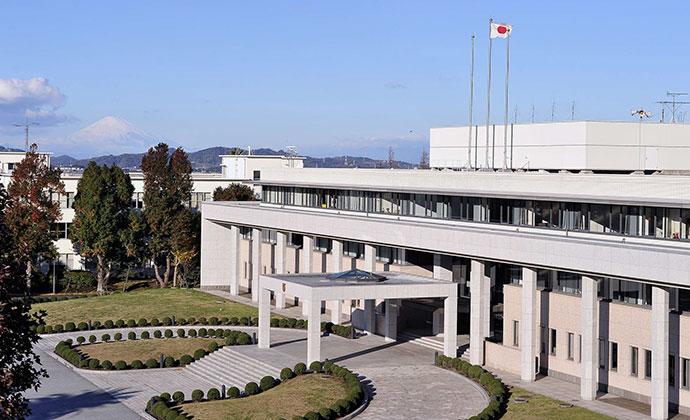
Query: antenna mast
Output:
[[14, 120, 39, 151], [656, 91, 690, 123]]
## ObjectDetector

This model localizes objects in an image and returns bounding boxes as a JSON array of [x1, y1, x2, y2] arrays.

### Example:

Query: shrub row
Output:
[[70, 328, 253, 345], [435, 355, 508, 420], [146, 360, 365, 420], [54, 330, 252, 371]]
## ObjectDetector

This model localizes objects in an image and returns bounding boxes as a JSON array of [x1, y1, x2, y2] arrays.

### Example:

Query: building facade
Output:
[[200, 122, 690, 420]]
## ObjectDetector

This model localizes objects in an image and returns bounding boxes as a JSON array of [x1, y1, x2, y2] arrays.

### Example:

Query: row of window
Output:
[[513, 323, 690, 388], [50, 191, 211, 210], [262, 186, 690, 241]]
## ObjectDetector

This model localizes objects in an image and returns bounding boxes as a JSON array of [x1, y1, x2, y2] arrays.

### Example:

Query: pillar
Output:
[[521, 267, 537, 382], [651, 286, 669, 420], [364, 244, 376, 272], [384, 299, 400, 342], [469, 259, 490, 365], [364, 299, 376, 334], [580, 276, 599, 400], [200, 218, 233, 289], [251, 228, 262, 302], [330, 240, 343, 323], [306, 298, 322, 364], [228, 225, 240, 295], [302, 235, 313, 274], [274, 232, 287, 309], [444, 294, 458, 357], [433, 254, 452, 281], [258, 287, 271, 349], [331, 300, 343, 324]]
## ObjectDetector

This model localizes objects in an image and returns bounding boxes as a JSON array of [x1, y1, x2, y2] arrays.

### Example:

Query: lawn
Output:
[[180, 374, 349, 420], [503, 387, 614, 420], [32, 288, 258, 325], [77, 337, 224, 362]]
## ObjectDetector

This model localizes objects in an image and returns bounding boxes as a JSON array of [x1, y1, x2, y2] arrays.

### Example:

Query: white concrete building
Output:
[[0, 151, 303, 270], [201, 122, 690, 419]]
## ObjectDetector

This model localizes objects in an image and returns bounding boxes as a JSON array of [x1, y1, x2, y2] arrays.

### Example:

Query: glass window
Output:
[[578, 334, 582, 363], [343, 241, 364, 258], [567, 333, 574, 360], [610, 342, 618, 371], [631, 347, 639, 376], [513, 320, 520, 347], [682, 357, 689, 389], [261, 229, 277, 244], [313, 237, 331, 253], [645, 350, 652, 379], [550, 329, 557, 356]]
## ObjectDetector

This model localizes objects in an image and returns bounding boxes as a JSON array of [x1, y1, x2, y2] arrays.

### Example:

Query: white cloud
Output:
[[0, 77, 72, 126]]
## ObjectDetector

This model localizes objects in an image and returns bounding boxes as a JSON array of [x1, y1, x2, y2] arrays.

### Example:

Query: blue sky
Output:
[[1, 1, 689, 160]]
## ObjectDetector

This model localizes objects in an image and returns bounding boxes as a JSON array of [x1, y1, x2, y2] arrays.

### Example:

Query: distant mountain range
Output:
[[51, 146, 416, 171], [0, 146, 23, 152]]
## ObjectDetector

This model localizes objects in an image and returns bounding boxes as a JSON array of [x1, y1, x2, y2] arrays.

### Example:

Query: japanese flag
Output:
[[490, 22, 512, 39]]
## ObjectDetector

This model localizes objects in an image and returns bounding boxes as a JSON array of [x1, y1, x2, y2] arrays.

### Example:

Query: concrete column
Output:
[[384, 299, 400, 342], [364, 244, 376, 272], [306, 299, 322, 364], [329, 240, 343, 323], [444, 295, 458, 357], [521, 267, 538, 382], [251, 228, 262, 302], [469, 259, 490, 365], [364, 299, 376, 334], [228, 225, 240, 295], [258, 287, 271, 349], [200, 218, 233, 289], [331, 300, 343, 324], [651, 286, 670, 420], [302, 235, 313, 274], [580, 276, 599, 401], [274, 232, 287, 309], [433, 254, 452, 281]]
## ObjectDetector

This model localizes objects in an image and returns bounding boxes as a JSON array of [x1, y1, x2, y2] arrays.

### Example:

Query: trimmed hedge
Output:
[[435, 355, 508, 420], [145, 362, 365, 420]]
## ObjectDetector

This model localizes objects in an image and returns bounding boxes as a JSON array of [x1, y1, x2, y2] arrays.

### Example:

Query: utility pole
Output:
[[571, 101, 576, 120], [14, 120, 39, 151]]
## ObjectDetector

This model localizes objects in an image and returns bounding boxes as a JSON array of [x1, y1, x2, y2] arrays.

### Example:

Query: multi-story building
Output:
[[0, 150, 303, 270], [200, 122, 690, 420]]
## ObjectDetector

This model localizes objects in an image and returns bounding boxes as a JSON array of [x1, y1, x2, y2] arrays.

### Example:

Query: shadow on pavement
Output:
[[28, 388, 136, 419]]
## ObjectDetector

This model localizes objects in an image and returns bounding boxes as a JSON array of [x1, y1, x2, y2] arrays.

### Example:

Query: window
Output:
[[253, 170, 260, 180], [313, 237, 331, 253], [670, 355, 676, 387], [261, 229, 277, 244], [343, 241, 364, 258], [631, 347, 639, 376], [550, 329, 557, 356], [287, 233, 303, 247], [645, 350, 652, 379], [239, 227, 252, 239], [578, 334, 582, 363], [512, 320, 520, 347], [567, 333, 575, 360], [610, 342, 618, 371], [682, 358, 689, 389], [7, 162, 14, 171]]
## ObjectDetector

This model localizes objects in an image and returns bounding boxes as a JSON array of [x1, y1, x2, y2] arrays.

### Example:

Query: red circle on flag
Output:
[[497, 25, 507, 34]]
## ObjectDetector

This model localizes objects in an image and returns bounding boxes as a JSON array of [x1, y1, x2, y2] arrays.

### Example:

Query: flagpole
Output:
[[502, 29, 511, 170], [485, 18, 493, 170], [467, 34, 475, 170]]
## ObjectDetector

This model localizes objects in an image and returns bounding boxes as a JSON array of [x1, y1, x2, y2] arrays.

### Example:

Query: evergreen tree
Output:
[[119, 210, 147, 291], [71, 162, 134, 293], [0, 182, 47, 419], [170, 208, 198, 287], [5, 145, 64, 290], [141, 143, 192, 287], [212, 183, 256, 201]]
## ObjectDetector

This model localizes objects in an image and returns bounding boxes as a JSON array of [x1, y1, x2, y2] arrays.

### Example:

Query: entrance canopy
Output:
[[257, 269, 458, 363]]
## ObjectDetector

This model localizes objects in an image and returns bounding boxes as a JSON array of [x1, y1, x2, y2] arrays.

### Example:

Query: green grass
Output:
[[32, 288, 258, 325], [504, 387, 614, 420], [180, 374, 349, 419], [78, 337, 224, 362]]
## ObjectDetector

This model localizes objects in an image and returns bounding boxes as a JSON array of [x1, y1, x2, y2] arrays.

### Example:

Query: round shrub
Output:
[[209, 316, 219, 325], [187, 317, 196, 325], [208, 341, 219, 352], [220, 317, 229, 325], [286, 318, 297, 328], [104, 320, 114, 328], [251, 317, 258, 326], [128, 331, 136, 340], [137, 318, 148, 327], [160, 392, 171, 402], [309, 361, 322, 372], [198, 328, 207, 337], [64, 338, 73, 346], [227, 386, 240, 398], [101, 360, 113, 370], [36, 325, 45, 334], [92, 320, 101, 329], [141, 331, 150, 339], [79, 359, 89, 369], [77, 322, 88, 331], [126, 319, 135, 328], [131, 360, 144, 369], [229, 317, 238, 325], [172, 391, 184, 403], [44, 325, 53, 334], [244, 382, 260, 396], [145, 358, 158, 368], [224, 336, 236, 346], [207, 328, 216, 337], [191, 389, 203, 402], [53, 324, 64, 333], [280, 367, 294, 380], [207, 387, 220, 400], [198, 317, 207, 325], [101, 333, 111, 342], [162, 316, 172, 326], [236, 332, 252, 345], [64, 322, 76, 332], [239, 317, 249, 326], [115, 360, 128, 370], [180, 354, 193, 365], [164, 356, 175, 367], [319, 408, 334, 420], [178, 318, 187, 325], [88, 335, 97, 344], [76, 336, 86, 345], [177, 328, 186, 338], [114, 332, 123, 341], [88, 358, 100, 369], [259, 375, 276, 391], [150, 318, 160, 326], [188, 329, 197, 337], [193, 349, 206, 360], [115, 319, 125, 328], [164, 329, 173, 338], [294, 362, 307, 375], [154, 330, 162, 339], [304, 412, 319, 420]]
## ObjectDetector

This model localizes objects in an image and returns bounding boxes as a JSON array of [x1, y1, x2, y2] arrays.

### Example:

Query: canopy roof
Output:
[[325, 269, 387, 283]]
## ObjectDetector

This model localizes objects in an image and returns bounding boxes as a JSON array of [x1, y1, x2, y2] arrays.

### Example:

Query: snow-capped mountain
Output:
[[63, 116, 159, 155]]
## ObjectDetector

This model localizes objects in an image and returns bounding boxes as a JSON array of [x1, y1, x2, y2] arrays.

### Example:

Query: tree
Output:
[[212, 184, 255, 201], [170, 208, 198, 287], [119, 210, 147, 292], [5, 145, 64, 291], [70, 162, 134, 293], [141, 143, 193, 288], [419, 149, 430, 169], [0, 182, 47, 419]]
